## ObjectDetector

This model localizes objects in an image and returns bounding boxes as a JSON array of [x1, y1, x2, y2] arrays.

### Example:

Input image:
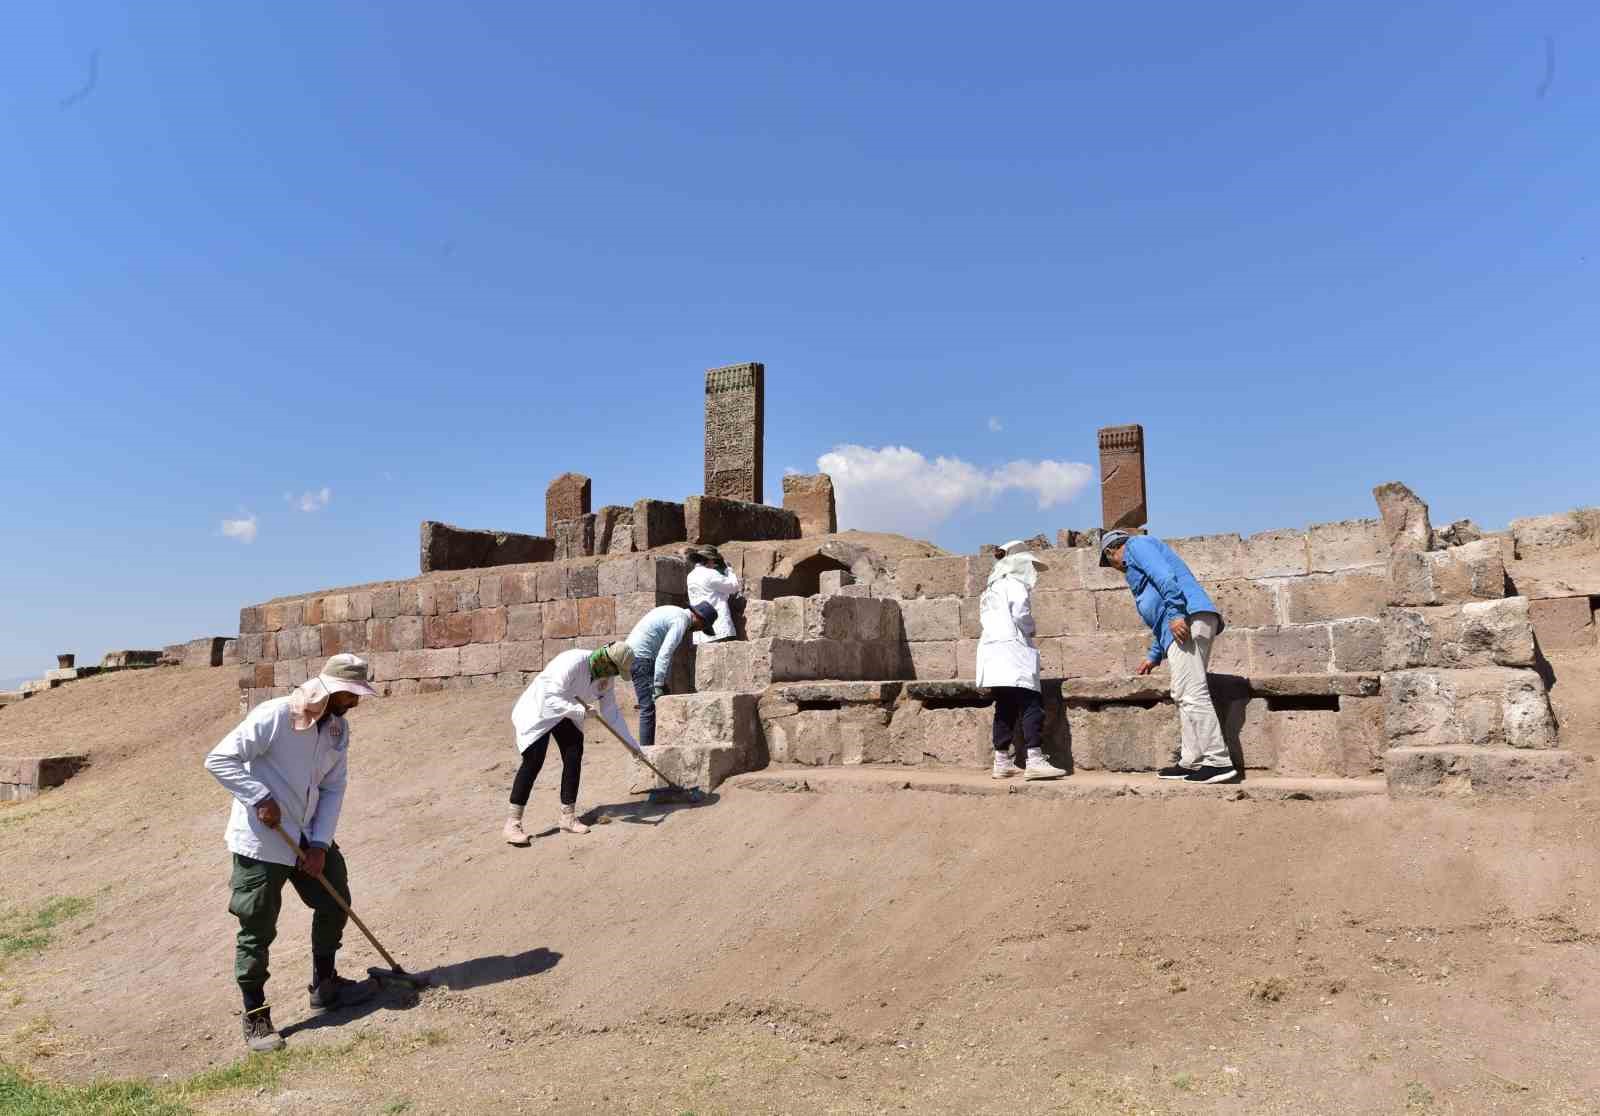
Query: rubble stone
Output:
[[1372, 481, 1432, 553], [1381, 599, 1536, 671], [1384, 666, 1557, 749], [1386, 746, 1578, 796]]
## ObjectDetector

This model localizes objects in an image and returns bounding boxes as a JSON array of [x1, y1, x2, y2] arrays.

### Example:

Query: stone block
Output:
[[1034, 554, 1087, 592], [424, 613, 473, 649], [319, 623, 367, 657], [632, 499, 687, 550], [420, 520, 554, 573], [1218, 696, 1272, 769], [416, 581, 457, 616], [1264, 707, 1342, 777], [704, 361, 765, 503], [1207, 579, 1280, 628], [907, 641, 957, 680], [459, 642, 501, 676], [1097, 424, 1147, 529], [545, 472, 592, 537], [554, 515, 597, 560], [1046, 633, 1147, 678], [1073, 547, 1129, 591], [100, 650, 162, 670], [1384, 666, 1557, 750], [1091, 589, 1145, 632], [272, 658, 310, 687], [1330, 618, 1383, 672], [1308, 519, 1384, 572], [744, 597, 803, 641], [535, 563, 568, 602], [235, 635, 265, 664], [782, 473, 837, 537], [598, 558, 639, 598], [685, 495, 800, 546], [1429, 540, 1507, 604], [818, 570, 852, 594], [1381, 599, 1536, 671], [579, 596, 616, 637], [567, 564, 600, 599], [542, 599, 579, 639], [1528, 596, 1596, 652], [543, 638, 576, 663], [467, 608, 507, 644], [505, 603, 544, 642], [959, 597, 983, 639], [1206, 627, 1250, 674], [1032, 590, 1095, 638], [1065, 701, 1178, 771], [239, 606, 266, 635], [497, 641, 545, 673], [616, 592, 672, 634], [371, 587, 401, 619], [900, 597, 961, 642], [1509, 509, 1600, 557], [1338, 695, 1386, 776], [450, 576, 479, 612], [1242, 529, 1310, 579], [1386, 747, 1577, 796], [1247, 624, 1331, 674], [261, 602, 301, 632], [285, 626, 323, 659], [1281, 568, 1387, 623], [895, 556, 968, 599], [640, 555, 689, 596], [1167, 534, 1245, 580], [594, 505, 634, 555], [1372, 481, 1432, 553]]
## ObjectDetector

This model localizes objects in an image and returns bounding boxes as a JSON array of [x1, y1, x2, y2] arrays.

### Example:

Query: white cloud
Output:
[[987, 416, 1003, 433], [220, 513, 258, 543], [296, 486, 332, 512], [817, 444, 1092, 537]]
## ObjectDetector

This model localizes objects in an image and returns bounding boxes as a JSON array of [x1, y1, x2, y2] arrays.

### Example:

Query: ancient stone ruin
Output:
[[704, 362, 764, 504]]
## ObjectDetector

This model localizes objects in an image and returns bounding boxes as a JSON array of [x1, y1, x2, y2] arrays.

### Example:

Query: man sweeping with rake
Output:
[[205, 653, 381, 1053]]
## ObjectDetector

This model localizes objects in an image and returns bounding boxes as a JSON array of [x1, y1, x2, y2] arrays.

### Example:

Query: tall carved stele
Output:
[[1097, 424, 1148, 530], [703, 362, 765, 504]]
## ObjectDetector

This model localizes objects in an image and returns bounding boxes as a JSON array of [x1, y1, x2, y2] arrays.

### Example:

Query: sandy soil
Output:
[[2, 667, 1599, 1114]]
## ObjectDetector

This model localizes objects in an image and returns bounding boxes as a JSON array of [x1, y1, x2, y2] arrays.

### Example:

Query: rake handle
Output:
[[580, 701, 685, 791], [270, 823, 405, 974]]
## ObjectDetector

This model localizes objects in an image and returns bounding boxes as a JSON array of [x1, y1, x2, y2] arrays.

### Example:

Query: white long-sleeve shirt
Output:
[[511, 648, 639, 752], [687, 564, 740, 644], [975, 577, 1041, 691], [204, 698, 349, 866]]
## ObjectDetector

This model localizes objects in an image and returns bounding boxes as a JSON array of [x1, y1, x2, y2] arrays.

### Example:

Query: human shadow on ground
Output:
[[279, 948, 562, 1037], [580, 790, 720, 829]]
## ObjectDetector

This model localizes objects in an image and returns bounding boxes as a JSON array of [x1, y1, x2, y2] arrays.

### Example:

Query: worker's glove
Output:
[[652, 685, 668, 698]]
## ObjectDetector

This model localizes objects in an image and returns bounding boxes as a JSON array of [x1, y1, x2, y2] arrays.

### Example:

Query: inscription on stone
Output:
[[704, 362, 765, 504]]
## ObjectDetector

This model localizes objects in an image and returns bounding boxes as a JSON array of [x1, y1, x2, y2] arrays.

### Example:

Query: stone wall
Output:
[[420, 521, 555, 573]]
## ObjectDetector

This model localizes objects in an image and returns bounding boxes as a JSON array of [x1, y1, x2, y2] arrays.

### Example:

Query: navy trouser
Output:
[[630, 657, 658, 748], [991, 686, 1043, 754]]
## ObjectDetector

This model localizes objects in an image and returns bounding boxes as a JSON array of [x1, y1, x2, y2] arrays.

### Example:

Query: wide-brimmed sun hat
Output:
[[319, 653, 378, 697]]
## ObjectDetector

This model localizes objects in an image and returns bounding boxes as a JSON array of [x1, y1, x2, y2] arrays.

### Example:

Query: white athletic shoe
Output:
[[1023, 749, 1067, 780], [503, 818, 531, 846], [558, 805, 591, 835], [992, 752, 1022, 779]]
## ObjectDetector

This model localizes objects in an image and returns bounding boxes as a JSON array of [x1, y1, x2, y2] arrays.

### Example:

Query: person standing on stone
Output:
[[687, 545, 741, 644], [503, 641, 640, 846], [626, 602, 718, 749], [977, 542, 1067, 780], [1098, 530, 1237, 784], [203, 653, 380, 1054]]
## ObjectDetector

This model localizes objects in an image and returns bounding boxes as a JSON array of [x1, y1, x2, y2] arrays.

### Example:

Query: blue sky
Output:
[[2, 1, 1596, 679]]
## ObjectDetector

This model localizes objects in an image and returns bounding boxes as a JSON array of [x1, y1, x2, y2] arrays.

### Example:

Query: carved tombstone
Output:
[[1097, 424, 1148, 530], [704, 362, 765, 504]]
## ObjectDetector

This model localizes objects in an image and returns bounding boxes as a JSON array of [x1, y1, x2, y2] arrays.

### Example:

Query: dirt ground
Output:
[[2, 667, 1599, 1114]]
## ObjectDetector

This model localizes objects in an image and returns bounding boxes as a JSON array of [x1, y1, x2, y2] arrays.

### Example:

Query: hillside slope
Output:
[[2, 668, 1599, 1114]]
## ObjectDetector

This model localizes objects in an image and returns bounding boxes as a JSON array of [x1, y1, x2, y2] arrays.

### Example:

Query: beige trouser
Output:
[[1167, 611, 1230, 768]]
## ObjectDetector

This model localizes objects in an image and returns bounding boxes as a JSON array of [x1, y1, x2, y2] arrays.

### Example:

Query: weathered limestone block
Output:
[[554, 515, 597, 560], [632, 499, 687, 550], [0, 754, 90, 801], [1338, 695, 1386, 776], [1091, 588, 1146, 633], [1043, 632, 1150, 677], [594, 505, 635, 555], [899, 597, 961, 642], [817, 570, 853, 594], [1206, 580, 1279, 628], [1307, 519, 1384, 572], [1031, 590, 1096, 638], [895, 556, 969, 599], [685, 495, 800, 547], [578, 597, 615, 637], [100, 650, 161, 670], [1372, 481, 1432, 553], [907, 642, 957, 680], [1167, 534, 1245, 580], [782, 473, 837, 537], [1065, 702, 1179, 771], [1528, 596, 1597, 651], [1330, 618, 1383, 672], [1242, 529, 1310, 579], [1509, 509, 1600, 557], [704, 362, 765, 504], [1381, 599, 1536, 671], [1433, 519, 1485, 549], [545, 472, 592, 537], [1388, 540, 1506, 606], [1281, 569, 1388, 623], [1247, 625, 1332, 674], [420, 521, 554, 573], [1265, 708, 1342, 777], [654, 692, 760, 755], [743, 597, 804, 641], [1097, 424, 1147, 530], [1386, 747, 1577, 797], [1384, 666, 1557, 750], [639, 555, 689, 596]]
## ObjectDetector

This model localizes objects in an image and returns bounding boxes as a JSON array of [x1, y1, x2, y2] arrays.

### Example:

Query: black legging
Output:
[[509, 719, 584, 807], [991, 686, 1043, 753]]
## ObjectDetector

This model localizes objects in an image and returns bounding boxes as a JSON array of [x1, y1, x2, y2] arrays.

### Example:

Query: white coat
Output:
[[204, 697, 349, 867], [687, 564, 741, 644], [511, 648, 639, 752], [975, 577, 1041, 692]]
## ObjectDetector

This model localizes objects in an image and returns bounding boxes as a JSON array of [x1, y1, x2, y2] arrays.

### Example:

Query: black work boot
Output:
[[308, 971, 377, 1011], [241, 1005, 285, 1052]]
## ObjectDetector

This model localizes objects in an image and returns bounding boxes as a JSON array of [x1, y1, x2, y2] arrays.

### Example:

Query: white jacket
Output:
[[687, 564, 741, 644], [511, 648, 639, 752], [975, 577, 1041, 692], [204, 698, 349, 867]]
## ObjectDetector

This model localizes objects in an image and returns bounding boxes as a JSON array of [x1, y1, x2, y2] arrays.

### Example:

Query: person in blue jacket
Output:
[[1098, 530, 1238, 784]]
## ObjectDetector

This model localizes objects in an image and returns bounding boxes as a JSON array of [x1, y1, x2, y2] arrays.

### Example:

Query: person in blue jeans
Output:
[[625, 602, 718, 749], [1098, 530, 1237, 784]]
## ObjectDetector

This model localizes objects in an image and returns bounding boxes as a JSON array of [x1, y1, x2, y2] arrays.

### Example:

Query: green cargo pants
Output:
[[228, 845, 350, 995]]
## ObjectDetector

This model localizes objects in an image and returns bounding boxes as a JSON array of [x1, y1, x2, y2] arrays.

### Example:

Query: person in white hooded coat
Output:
[[976, 544, 1067, 780], [503, 641, 641, 845], [687, 545, 741, 644]]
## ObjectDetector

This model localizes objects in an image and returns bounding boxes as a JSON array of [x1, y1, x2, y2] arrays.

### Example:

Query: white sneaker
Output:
[[558, 805, 591, 835], [1023, 749, 1067, 780], [503, 818, 531, 846], [992, 752, 1022, 779]]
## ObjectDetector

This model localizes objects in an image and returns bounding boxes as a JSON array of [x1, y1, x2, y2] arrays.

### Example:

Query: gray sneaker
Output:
[[242, 1005, 284, 1053], [308, 973, 376, 1011]]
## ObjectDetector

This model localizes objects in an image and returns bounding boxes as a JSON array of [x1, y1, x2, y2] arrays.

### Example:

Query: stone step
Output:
[[628, 691, 763, 791], [1385, 747, 1583, 796], [726, 765, 1387, 802]]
